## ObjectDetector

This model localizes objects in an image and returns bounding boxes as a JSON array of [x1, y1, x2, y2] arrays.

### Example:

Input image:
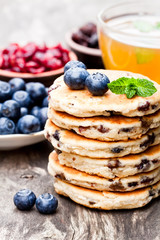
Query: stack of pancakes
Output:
[[45, 70, 160, 210]]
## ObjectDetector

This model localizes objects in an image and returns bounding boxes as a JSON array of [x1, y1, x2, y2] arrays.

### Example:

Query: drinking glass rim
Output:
[[97, 0, 160, 41]]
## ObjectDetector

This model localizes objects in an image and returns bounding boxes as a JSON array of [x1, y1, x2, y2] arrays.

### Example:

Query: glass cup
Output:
[[97, 0, 160, 84]]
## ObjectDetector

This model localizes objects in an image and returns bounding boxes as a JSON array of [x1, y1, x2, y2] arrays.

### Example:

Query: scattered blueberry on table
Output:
[[13, 189, 36, 211], [36, 193, 58, 214], [0, 78, 48, 135], [13, 190, 58, 214]]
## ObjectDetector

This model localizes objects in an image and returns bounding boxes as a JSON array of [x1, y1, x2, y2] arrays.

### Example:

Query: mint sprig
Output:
[[108, 77, 157, 99], [133, 20, 153, 33]]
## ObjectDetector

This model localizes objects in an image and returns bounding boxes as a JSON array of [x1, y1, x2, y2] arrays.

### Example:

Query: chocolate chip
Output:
[[72, 157, 76, 161], [89, 201, 96, 205], [79, 126, 90, 133], [152, 159, 159, 164], [140, 176, 154, 184], [91, 183, 95, 187], [55, 173, 65, 180], [110, 182, 125, 191], [108, 160, 120, 169], [111, 147, 123, 154], [108, 179, 114, 182], [128, 182, 138, 187], [141, 119, 150, 129], [149, 189, 156, 197], [138, 101, 150, 111], [119, 127, 133, 133], [140, 133, 155, 149], [136, 159, 151, 171], [53, 130, 60, 141], [97, 125, 110, 133], [54, 148, 62, 155], [106, 110, 113, 116], [152, 104, 158, 110]]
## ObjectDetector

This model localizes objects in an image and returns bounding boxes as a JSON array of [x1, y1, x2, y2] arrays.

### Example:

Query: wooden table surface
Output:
[[0, 0, 160, 239], [0, 140, 159, 240]]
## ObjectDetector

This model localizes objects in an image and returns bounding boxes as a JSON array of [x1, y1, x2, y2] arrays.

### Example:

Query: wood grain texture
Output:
[[0, 140, 159, 240]]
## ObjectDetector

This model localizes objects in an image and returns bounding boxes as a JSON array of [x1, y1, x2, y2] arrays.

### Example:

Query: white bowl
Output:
[[0, 130, 45, 150]]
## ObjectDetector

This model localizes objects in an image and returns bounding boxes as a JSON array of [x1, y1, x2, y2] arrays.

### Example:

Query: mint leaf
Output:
[[133, 20, 153, 32], [135, 48, 154, 64], [108, 77, 157, 99], [136, 78, 157, 97], [107, 77, 128, 95], [125, 84, 136, 99]]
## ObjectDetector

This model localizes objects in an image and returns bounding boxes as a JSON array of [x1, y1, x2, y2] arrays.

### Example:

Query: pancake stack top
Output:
[[45, 67, 160, 210]]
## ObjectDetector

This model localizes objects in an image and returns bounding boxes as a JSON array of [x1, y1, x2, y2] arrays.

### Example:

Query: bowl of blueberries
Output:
[[0, 77, 48, 150], [65, 22, 104, 69], [0, 42, 77, 87]]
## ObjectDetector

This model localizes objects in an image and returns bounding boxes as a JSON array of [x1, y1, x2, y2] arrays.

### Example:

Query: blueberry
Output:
[[64, 60, 87, 73], [9, 78, 25, 94], [39, 107, 48, 128], [2, 100, 20, 119], [85, 72, 110, 96], [13, 189, 36, 211], [0, 81, 12, 102], [17, 115, 41, 134], [26, 82, 46, 104], [64, 67, 89, 90], [20, 107, 28, 117], [30, 106, 40, 118], [12, 90, 32, 108], [36, 193, 58, 214], [0, 117, 15, 134], [45, 87, 49, 96], [42, 96, 48, 107]]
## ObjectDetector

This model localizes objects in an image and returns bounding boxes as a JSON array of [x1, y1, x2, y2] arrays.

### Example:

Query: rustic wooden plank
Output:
[[0, 140, 159, 240]]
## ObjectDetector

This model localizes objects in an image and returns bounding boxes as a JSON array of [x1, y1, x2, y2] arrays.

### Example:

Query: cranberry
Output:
[[0, 54, 4, 68], [45, 58, 63, 70], [32, 51, 45, 64], [25, 61, 39, 69], [23, 43, 37, 59], [3, 54, 10, 69], [27, 66, 45, 74]]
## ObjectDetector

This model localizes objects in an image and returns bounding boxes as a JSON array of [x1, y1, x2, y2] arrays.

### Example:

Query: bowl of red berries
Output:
[[0, 42, 77, 87], [65, 22, 104, 69]]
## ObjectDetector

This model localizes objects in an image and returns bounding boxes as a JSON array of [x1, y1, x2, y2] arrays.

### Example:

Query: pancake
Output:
[[48, 70, 160, 117], [58, 145, 160, 178], [45, 119, 160, 158], [54, 178, 160, 209], [48, 106, 160, 141], [48, 151, 160, 192]]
